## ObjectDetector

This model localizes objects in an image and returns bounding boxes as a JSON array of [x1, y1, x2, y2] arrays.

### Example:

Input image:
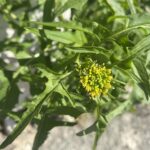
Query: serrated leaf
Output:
[[0, 65, 68, 148], [0, 91, 48, 149], [32, 115, 76, 150], [48, 106, 84, 118], [32, 115, 50, 150]]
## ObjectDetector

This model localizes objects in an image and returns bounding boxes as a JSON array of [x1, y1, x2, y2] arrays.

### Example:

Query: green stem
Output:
[[92, 97, 101, 150], [92, 132, 100, 150]]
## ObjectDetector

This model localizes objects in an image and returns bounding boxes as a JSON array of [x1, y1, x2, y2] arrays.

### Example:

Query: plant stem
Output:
[[92, 97, 101, 150], [92, 132, 100, 150]]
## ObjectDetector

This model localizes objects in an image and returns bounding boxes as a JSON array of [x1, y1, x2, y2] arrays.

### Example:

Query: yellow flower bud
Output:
[[77, 62, 113, 99]]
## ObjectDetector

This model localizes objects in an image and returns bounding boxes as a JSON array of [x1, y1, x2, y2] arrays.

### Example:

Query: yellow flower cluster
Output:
[[78, 62, 113, 98]]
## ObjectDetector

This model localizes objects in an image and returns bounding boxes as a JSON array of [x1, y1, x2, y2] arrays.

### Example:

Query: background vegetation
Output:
[[0, 0, 150, 149]]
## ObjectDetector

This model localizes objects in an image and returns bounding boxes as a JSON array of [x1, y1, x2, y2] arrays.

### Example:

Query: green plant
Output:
[[0, 0, 150, 149]]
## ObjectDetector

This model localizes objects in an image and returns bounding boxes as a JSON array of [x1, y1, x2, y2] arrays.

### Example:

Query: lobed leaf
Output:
[[0, 65, 69, 148], [32, 115, 76, 150]]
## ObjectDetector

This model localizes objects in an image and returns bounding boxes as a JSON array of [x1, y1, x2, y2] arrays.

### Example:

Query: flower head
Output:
[[77, 61, 113, 98]]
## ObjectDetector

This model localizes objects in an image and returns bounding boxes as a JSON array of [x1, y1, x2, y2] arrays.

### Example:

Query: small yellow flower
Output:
[[78, 61, 113, 98]]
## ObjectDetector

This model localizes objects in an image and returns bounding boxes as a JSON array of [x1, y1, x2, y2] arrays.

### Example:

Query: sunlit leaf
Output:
[[55, 0, 87, 16]]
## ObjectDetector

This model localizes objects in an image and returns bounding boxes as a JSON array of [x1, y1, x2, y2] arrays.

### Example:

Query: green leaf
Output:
[[77, 100, 132, 136], [26, 27, 86, 45], [16, 50, 32, 59], [0, 70, 9, 102], [25, 27, 41, 37], [127, 0, 136, 14], [133, 58, 150, 100], [43, 0, 55, 22], [30, 21, 94, 36], [48, 106, 84, 118], [66, 47, 100, 54], [1, 81, 20, 110], [0, 0, 6, 5], [66, 46, 110, 57], [0, 65, 68, 148], [44, 30, 85, 45], [129, 13, 150, 27], [32, 115, 49, 150], [110, 24, 150, 38], [33, 115, 76, 150], [55, 0, 87, 16], [134, 59, 149, 83], [106, 100, 132, 121], [54, 83, 75, 106], [104, 0, 125, 15], [0, 91, 48, 149], [131, 34, 150, 55], [118, 35, 150, 64]]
